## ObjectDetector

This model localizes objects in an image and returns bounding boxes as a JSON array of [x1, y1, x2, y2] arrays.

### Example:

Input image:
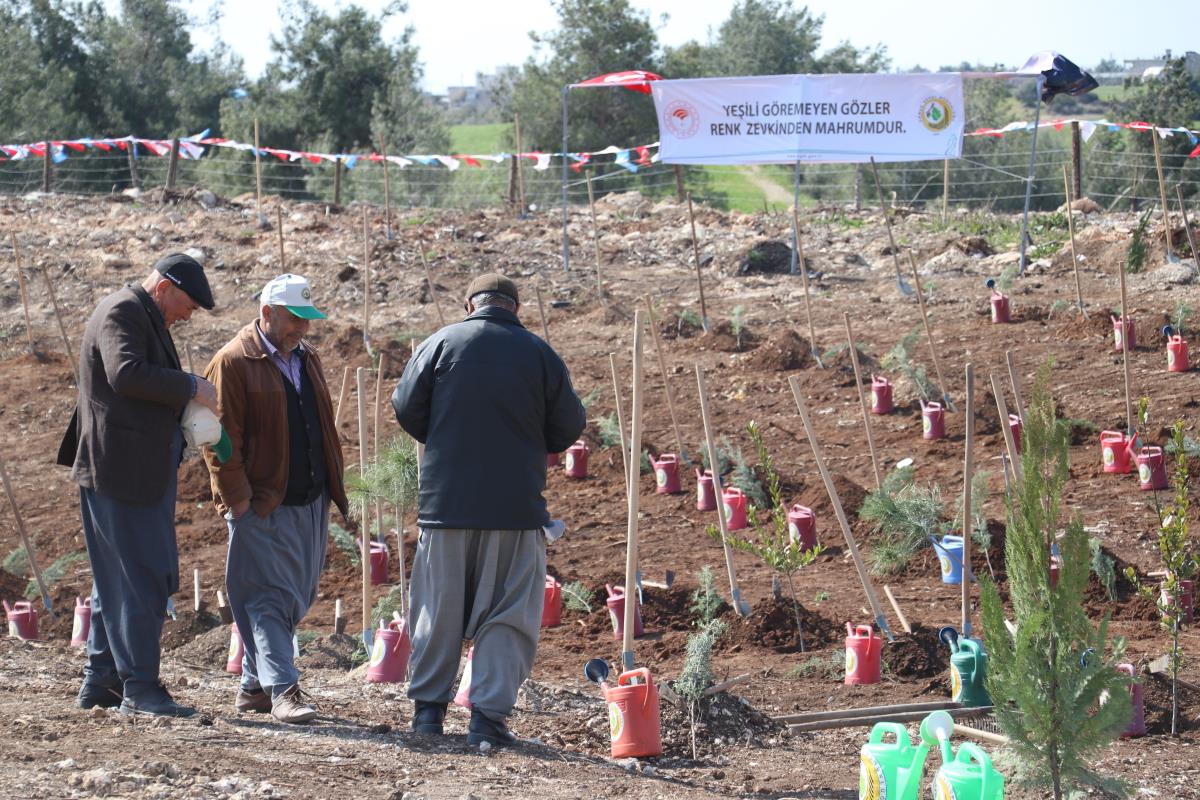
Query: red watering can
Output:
[[605, 585, 643, 640], [601, 668, 663, 759], [454, 646, 474, 708], [845, 623, 882, 685], [651, 454, 682, 494], [360, 539, 388, 586], [1166, 335, 1189, 372], [1099, 430, 1136, 474], [546, 452, 560, 467], [366, 618, 411, 684], [722, 487, 748, 531], [1009, 414, 1023, 454], [226, 623, 244, 674], [871, 375, 893, 414], [71, 597, 92, 647], [990, 289, 1010, 324], [786, 504, 817, 551], [564, 440, 589, 478], [921, 401, 945, 440], [1161, 579, 1195, 625], [1112, 314, 1136, 352], [542, 575, 562, 628], [695, 469, 716, 511], [3, 600, 38, 640], [1136, 447, 1168, 491]]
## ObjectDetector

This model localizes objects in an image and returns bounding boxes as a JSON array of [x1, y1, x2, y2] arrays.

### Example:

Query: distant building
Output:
[[1123, 50, 1200, 79]]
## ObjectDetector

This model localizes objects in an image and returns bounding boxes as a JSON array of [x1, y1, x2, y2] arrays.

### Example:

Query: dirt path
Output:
[[745, 165, 795, 207]]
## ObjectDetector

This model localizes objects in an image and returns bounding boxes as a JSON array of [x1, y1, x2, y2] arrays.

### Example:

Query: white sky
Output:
[[106, 0, 1192, 95]]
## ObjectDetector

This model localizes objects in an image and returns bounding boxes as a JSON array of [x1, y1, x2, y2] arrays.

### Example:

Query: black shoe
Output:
[[411, 701, 447, 735], [466, 708, 517, 747], [77, 682, 122, 710], [119, 685, 196, 718]]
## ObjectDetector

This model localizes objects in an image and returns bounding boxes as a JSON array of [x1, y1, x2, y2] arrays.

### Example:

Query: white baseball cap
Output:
[[260, 273, 326, 320]]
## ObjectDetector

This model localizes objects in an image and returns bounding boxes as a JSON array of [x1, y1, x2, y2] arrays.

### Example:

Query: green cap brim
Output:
[[212, 428, 233, 464], [286, 304, 326, 320]]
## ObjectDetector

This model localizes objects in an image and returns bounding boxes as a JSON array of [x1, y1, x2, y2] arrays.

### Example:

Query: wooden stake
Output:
[[609, 354, 631, 497], [362, 207, 372, 356], [127, 141, 140, 191], [1071, 120, 1083, 199], [193, 568, 202, 613], [696, 365, 747, 617], [960, 364, 975, 637], [791, 206, 820, 363], [843, 314, 882, 492], [373, 355, 387, 464], [954, 724, 1010, 745], [1177, 184, 1199, 268], [990, 373, 1023, 487], [334, 598, 346, 635], [941, 159, 950, 224], [1118, 256, 1133, 435], [788, 376, 892, 640], [334, 366, 351, 430], [276, 203, 286, 271], [393, 502, 407, 616], [380, 136, 393, 239], [418, 246, 447, 327], [0, 452, 54, 615], [702, 673, 751, 696], [1150, 130, 1174, 261], [621, 311, 645, 671], [787, 706, 991, 733], [11, 233, 36, 354], [907, 253, 952, 408], [333, 158, 343, 206], [642, 297, 685, 459], [217, 589, 233, 624], [673, 164, 686, 202], [535, 283, 551, 346], [685, 192, 710, 332], [1004, 350, 1026, 422], [356, 367, 371, 640], [40, 266, 79, 385], [253, 118, 265, 226], [514, 113, 527, 214], [776, 700, 959, 725], [585, 174, 605, 303], [882, 585, 912, 634], [869, 157, 909, 294], [1062, 165, 1087, 317], [42, 140, 51, 193], [166, 138, 180, 190]]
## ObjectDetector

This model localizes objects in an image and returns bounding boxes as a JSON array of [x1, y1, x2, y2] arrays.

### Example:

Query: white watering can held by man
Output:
[[181, 400, 232, 463]]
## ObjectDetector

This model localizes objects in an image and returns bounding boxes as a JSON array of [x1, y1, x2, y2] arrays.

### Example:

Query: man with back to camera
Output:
[[58, 253, 218, 717], [202, 273, 348, 724], [391, 273, 586, 747]]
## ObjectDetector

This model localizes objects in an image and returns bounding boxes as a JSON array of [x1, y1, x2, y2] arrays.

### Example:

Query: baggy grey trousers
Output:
[[224, 493, 329, 694], [407, 528, 546, 721]]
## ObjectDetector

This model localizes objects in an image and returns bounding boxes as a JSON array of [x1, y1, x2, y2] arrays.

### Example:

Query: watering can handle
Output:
[[867, 722, 911, 747], [617, 668, 652, 688], [956, 742, 993, 767], [854, 625, 874, 638]]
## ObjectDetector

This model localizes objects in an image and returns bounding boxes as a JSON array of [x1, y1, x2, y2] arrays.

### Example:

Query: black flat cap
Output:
[[465, 273, 519, 304], [153, 253, 215, 310]]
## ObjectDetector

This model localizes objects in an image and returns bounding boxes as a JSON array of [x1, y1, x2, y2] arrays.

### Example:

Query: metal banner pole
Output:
[[1017, 77, 1045, 276]]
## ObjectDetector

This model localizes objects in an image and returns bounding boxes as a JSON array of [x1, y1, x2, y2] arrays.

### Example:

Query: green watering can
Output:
[[941, 628, 991, 707], [858, 721, 929, 800], [932, 741, 1005, 800]]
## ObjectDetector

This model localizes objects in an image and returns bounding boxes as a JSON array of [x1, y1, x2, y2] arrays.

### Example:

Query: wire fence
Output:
[[2, 127, 1197, 215]]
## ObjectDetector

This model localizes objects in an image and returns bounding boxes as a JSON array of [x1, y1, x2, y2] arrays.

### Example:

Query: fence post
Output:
[[854, 165, 862, 211], [1071, 121, 1082, 200], [166, 138, 180, 189], [42, 140, 51, 193], [507, 151, 518, 207], [333, 158, 343, 206], [127, 141, 141, 191], [673, 164, 685, 202]]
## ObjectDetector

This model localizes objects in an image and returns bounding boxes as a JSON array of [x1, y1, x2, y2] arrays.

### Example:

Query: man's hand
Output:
[[193, 376, 218, 413], [232, 499, 251, 520]]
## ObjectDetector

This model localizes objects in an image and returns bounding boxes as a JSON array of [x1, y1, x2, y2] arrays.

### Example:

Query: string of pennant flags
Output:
[[2, 116, 1198, 172]]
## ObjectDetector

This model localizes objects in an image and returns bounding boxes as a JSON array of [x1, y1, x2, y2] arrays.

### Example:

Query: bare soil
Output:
[[1, 191, 1199, 797]]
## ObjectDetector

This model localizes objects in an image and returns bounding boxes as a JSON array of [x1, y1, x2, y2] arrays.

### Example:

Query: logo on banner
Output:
[[919, 96, 954, 132], [663, 100, 700, 139]]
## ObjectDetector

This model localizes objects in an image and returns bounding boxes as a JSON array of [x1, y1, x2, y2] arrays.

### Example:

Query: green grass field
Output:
[[450, 123, 510, 154]]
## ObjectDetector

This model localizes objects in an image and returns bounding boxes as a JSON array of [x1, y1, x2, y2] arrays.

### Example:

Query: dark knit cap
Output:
[[153, 253, 215, 310]]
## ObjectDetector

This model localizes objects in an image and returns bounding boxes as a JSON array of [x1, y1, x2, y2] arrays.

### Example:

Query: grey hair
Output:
[[470, 291, 517, 311]]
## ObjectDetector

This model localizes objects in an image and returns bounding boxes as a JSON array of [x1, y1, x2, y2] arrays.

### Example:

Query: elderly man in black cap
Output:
[[392, 273, 586, 746], [57, 253, 218, 717]]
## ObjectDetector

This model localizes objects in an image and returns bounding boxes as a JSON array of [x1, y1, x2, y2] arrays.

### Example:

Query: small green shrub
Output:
[[689, 566, 726, 625], [27, 552, 88, 599], [3, 546, 29, 577], [561, 580, 593, 613], [1089, 539, 1117, 601], [597, 413, 622, 450], [1126, 207, 1154, 274], [329, 523, 361, 567]]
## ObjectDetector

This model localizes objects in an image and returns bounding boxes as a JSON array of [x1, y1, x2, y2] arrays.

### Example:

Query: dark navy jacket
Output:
[[391, 306, 586, 530]]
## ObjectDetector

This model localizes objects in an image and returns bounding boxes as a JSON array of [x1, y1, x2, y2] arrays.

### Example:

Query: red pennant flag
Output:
[[573, 70, 662, 94], [972, 127, 1003, 139], [1189, 143, 1200, 159], [457, 155, 481, 167], [569, 153, 591, 173], [635, 146, 651, 166]]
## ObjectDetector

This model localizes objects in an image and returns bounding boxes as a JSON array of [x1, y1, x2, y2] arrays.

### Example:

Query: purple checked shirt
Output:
[[256, 321, 302, 391]]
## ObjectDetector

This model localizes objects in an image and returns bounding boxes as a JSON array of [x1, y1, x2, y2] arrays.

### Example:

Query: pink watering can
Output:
[[226, 623, 244, 674], [366, 618, 411, 684], [921, 401, 945, 440], [651, 454, 682, 494], [695, 469, 716, 511], [1099, 430, 1137, 474], [454, 646, 475, 708], [871, 375, 893, 414], [71, 597, 92, 647], [564, 440, 589, 478], [3, 600, 38, 640]]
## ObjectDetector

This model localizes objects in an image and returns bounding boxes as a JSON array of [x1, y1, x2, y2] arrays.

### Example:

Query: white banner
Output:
[[651, 73, 964, 165]]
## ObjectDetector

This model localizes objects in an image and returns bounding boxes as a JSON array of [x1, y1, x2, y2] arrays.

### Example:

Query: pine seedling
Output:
[[25, 552, 87, 599], [347, 435, 420, 539], [729, 444, 768, 508], [1170, 302, 1192, 337], [673, 619, 728, 760], [730, 305, 747, 350], [1125, 421, 1199, 736], [860, 466, 945, 576], [561, 580, 594, 614], [709, 422, 821, 650], [979, 362, 1131, 799], [882, 327, 939, 401], [371, 584, 405, 627], [597, 412, 623, 450], [1089, 538, 1118, 601], [1126, 207, 1153, 274], [329, 522, 361, 567], [3, 545, 29, 577], [675, 308, 703, 334], [580, 388, 601, 411], [689, 566, 726, 625], [699, 436, 734, 477]]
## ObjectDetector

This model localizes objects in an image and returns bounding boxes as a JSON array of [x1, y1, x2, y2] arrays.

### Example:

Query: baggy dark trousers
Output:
[[225, 492, 328, 694], [407, 528, 546, 721], [80, 430, 182, 698]]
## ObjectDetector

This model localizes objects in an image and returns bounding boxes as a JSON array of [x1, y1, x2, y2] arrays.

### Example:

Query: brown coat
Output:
[[57, 285, 194, 505], [202, 322, 348, 519]]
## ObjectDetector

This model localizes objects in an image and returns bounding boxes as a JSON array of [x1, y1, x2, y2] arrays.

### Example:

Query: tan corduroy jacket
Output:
[[202, 322, 348, 520]]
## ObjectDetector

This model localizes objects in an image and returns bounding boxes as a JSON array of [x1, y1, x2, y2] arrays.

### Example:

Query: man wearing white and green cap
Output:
[[203, 273, 348, 724]]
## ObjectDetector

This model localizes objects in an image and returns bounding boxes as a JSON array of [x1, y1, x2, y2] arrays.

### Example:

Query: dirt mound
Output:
[[883, 623, 948, 678], [799, 473, 867, 523], [176, 458, 213, 505], [724, 595, 841, 653], [170, 622, 233, 669], [296, 632, 360, 670], [1141, 670, 1200, 734], [823, 345, 881, 387], [738, 240, 793, 275], [746, 329, 813, 372], [161, 608, 222, 650], [0, 569, 29, 606], [640, 585, 704, 633]]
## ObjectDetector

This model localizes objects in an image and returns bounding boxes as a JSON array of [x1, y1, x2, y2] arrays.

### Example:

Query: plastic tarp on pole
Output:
[[651, 73, 965, 165]]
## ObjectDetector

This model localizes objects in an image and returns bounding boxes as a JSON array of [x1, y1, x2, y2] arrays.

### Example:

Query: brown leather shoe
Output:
[[270, 684, 317, 724], [235, 688, 272, 714]]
